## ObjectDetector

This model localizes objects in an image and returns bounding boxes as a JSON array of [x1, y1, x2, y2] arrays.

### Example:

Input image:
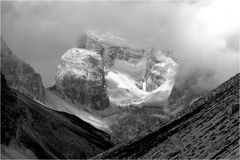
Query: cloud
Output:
[[160, 0, 240, 85], [1, 0, 239, 87]]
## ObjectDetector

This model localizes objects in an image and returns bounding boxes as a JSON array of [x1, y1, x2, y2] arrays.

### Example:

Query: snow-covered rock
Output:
[[77, 31, 146, 67], [54, 32, 178, 111], [77, 31, 179, 107], [45, 89, 110, 132], [55, 48, 109, 110], [105, 53, 178, 107], [78, 31, 130, 47]]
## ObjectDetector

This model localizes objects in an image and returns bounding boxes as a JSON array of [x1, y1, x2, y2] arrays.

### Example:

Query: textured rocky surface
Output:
[[77, 31, 138, 62], [1, 73, 114, 159], [1, 38, 46, 102], [77, 31, 179, 107], [55, 48, 109, 110], [94, 73, 239, 159]]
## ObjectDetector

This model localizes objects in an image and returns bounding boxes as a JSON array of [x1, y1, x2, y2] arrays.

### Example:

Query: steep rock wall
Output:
[[55, 48, 109, 110], [1, 38, 46, 102]]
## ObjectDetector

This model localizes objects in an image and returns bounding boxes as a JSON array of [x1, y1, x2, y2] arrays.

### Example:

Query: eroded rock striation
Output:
[[94, 73, 240, 159], [55, 48, 109, 110], [1, 38, 46, 102]]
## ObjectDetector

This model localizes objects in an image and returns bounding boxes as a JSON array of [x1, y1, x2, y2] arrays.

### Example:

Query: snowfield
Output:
[[105, 55, 178, 107], [44, 90, 111, 132]]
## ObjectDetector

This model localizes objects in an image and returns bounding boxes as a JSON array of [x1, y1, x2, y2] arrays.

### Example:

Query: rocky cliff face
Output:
[[52, 32, 216, 145], [50, 32, 179, 144], [1, 38, 46, 102], [94, 73, 239, 159], [76, 31, 179, 107], [55, 48, 109, 110], [1, 73, 114, 159]]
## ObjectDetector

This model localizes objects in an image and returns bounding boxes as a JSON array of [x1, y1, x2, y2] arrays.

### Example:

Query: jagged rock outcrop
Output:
[[94, 73, 239, 159], [1, 73, 114, 159], [49, 32, 178, 144], [76, 31, 179, 107], [1, 38, 46, 102], [78, 31, 145, 67], [55, 48, 109, 110]]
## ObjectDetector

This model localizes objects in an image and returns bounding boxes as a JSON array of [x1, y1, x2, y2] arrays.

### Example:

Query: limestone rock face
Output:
[[77, 31, 179, 107], [55, 48, 109, 110], [1, 38, 46, 102]]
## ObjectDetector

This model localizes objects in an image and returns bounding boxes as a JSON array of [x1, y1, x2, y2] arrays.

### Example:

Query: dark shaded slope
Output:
[[1, 74, 114, 159], [1, 37, 46, 102], [94, 73, 239, 159]]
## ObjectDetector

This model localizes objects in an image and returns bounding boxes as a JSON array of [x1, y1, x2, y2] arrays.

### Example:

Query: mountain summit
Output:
[[54, 32, 178, 109], [48, 32, 180, 143], [55, 48, 109, 110]]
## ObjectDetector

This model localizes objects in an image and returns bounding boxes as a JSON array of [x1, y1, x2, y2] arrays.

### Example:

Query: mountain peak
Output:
[[85, 31, 129, 44], [78, 31, 140, 49], [55, 47, 109, 110], [62, 48, 101, 63], [59, 31, 179, 108]]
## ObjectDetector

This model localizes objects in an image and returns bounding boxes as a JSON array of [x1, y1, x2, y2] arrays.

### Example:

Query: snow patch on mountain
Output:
[[45, 90, 110, 132], [106, 54, 178, 107], [56, 32, 179, 110]]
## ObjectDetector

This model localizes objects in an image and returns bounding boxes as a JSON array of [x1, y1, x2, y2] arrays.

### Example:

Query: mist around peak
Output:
[[1, 0, 239, 88]]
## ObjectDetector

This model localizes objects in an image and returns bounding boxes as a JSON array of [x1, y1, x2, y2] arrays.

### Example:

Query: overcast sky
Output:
[[1, 0, 239, 87]]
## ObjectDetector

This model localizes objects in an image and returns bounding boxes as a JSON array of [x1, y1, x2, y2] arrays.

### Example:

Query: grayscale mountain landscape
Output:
[[1, 0, 239, 159]]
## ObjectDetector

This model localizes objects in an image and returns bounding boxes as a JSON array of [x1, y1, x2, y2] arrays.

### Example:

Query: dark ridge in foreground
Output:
[[1, 74, 114, 159], [94, 73, 239, 159]]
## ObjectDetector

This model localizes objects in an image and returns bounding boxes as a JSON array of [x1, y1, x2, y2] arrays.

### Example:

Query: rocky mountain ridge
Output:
[[1, 38, 46, 102], [1, 38, 111, 132], [94, 73, 239, 159], [1, 73, 114, 159], [1, 34, 212, 146], [55, 48, 109, 110], [49, 32, 212, 144], [55, 31, 179, 109]]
